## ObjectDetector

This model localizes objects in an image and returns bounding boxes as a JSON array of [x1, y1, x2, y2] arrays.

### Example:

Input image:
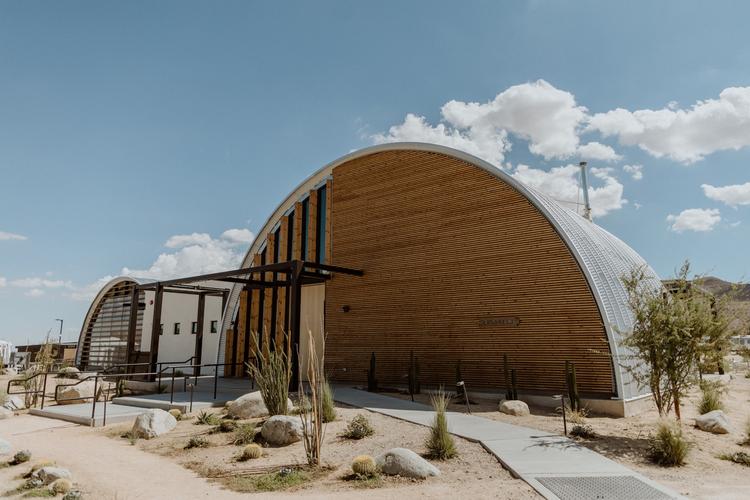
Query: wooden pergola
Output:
[[126, 260, 363, 384]]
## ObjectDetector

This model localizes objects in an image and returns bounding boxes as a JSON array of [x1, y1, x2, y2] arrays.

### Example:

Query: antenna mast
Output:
[[579, 161, 592, 221]]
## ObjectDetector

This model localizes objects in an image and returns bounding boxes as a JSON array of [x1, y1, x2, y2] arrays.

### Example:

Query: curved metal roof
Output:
[[217, 143, 661, 399]]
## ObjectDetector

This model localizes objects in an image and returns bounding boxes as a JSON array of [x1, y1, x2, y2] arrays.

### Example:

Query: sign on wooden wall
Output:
[[478, 316, 521, 327]]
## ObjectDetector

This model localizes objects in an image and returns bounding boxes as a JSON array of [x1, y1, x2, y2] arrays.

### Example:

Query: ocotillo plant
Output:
[[367, 352, 378, 392], [565, 361, 580, 411]]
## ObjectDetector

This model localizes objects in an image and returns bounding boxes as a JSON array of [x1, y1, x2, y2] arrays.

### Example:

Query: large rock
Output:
[[131, 409, 177, 439], [57, 367, 80, 379], [499, 400, 530, 416], [0, 407, 13, 419], [376, 448, 440, 479], [0, 438, 11, 455], [226, 391, 293, 419], [56, 381, 99, 405], [261, 415, 303, 446], [31, 466, 72, 485], [695, 410, 732, 434], [3, 395, 25, 411]]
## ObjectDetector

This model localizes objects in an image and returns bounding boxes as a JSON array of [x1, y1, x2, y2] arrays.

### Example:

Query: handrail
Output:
[[99, 356, 196, 375]]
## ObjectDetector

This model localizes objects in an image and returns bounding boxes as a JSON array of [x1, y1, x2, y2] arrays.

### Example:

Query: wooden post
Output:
[[125, 286, 139, 370], [194, 293, 205, 376], [288, 260, 303, 389], [149, 284, 164, 379]]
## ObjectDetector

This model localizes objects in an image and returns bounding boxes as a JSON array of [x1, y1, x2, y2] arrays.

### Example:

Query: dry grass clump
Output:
[[718, 451, 750, 467], [225, 467, 312, 492], [341, 414, 374, 440], [49, 478, 73, 495], [697, 380, 725, 414], [321, 379, 336, 423], [425, 387, 457, 460], [649, 420, 690, 466], [185, 436, 210, 449], [213, 420, 238, 433], [238, 443, 263, 461], [570, 423, 597, 439], [232, 423, 257, 445], [245, 334, 291, 417]]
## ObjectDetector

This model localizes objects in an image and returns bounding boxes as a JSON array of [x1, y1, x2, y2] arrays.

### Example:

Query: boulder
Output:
[[131, 409, 177, 439], [0, 407, 13, 419], [56, 381, 99, 405], [0, 438, 11, 455], [260, 415, 303, 446], [3, 395, 25, 411], [13, 449, 31, 463], [695, 410, 732, 434], [57, 367, 80, 379], [499, 400, 530, 416], [32, 466, 72, 485], [376, 448, 440, 479], [226, 391, 293, 419]]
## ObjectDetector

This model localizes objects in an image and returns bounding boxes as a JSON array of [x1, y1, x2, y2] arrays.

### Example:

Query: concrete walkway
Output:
[[333, 387, 682, 500]]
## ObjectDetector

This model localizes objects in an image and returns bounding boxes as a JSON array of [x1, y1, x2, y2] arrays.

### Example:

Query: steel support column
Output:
[[125, 286, 139, 371], [194, 293, 206, 376], [148, 284, 164, 379], [288, 260, 303, 389]]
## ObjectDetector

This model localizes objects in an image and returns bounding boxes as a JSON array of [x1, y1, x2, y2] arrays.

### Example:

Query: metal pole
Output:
[[189, 383, 194, 413], [457, 381, 471, 414], [91, 376, 99, 426], [579, 161, 592, 221], [170, 367, 176, 404], [213, 365, 219, 400], [561, 394, 568, 436], [41, 372, 48, 409], [55, 319, 64, 362], [103, 391, 108, 427]]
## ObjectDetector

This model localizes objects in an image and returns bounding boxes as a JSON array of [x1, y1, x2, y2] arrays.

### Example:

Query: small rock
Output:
[[695, 410, 732, 434], [3, 395, 25, 411], [132, 409, 177, 439], [13, 449, 31, 463], [260, 415, 303, 446], [56, 381, 99, 405], [226, 391, 293, 419], [58, 367, 80, 379], [0, 438, 11, 455], [499, 400, 530, 416], [32, 466, 72, 485], [62, 490, 82, 500], [376, 448, 440, 479], [0, 407, 13, 419]]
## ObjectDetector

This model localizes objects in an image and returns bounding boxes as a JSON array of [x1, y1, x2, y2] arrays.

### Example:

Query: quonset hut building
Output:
[[77, 143, 660, 416]]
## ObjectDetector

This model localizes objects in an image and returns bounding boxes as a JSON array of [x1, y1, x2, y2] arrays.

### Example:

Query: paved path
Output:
[[333, 387, 682, 500]]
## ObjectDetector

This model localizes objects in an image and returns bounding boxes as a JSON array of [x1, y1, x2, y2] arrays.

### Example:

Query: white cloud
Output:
[[9, 278, 72, 289], [622, 164, 644, 180], [666, 208, 721, 232], [577, 142, 622, 161], [701, 181, 750, 207], [220, 228, 255, 245], [588, 86, 750, 163], [164, 232, 213, 249], [512, 163, 626, 217], [24, 288, 45, 298], [68, 275, 116, 302], [0, 231, 27, 241], [0, 277, 6, 287]]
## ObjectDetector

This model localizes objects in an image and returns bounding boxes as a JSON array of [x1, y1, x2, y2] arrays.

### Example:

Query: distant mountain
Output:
[[698, 277, 750, 335]]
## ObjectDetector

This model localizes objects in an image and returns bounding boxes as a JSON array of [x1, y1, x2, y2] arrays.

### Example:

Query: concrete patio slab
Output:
[[30, 402, 149, 426]]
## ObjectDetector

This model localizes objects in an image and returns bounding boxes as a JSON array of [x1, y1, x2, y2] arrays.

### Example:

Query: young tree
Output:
[[621, 261, 733, 420]]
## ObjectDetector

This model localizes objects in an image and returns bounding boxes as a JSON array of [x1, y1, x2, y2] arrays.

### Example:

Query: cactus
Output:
[[241, 443, 263, 460], [49, 478, 73, 495], [367, 352, 378, 392], [351, 455, 377, 476], [168, 408, 182, 420]]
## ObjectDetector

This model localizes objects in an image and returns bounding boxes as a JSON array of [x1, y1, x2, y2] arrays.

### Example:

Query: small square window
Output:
[[159, 324, 164, 335], [191, 321, 198, 334], [210, 320, 218, 333], [173, 322, 181, 335]]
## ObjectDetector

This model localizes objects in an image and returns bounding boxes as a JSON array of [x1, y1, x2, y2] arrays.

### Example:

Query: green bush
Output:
[[232, 423, 257, 445], [185, 436, 210, 449], [195, 410, 221, 426], [245, 338, 291, 416], [648, 420, 690, 466], [425, 387, 457, 460], [215, 420, 238, 433], [697, 380, 725, 414], [570, 424, 597, 439], [341, 414, 374, 440], [321, 379, 336, 423]]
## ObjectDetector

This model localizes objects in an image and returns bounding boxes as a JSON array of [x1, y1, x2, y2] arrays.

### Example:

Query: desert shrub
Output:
[[11, 450, 32, 465], [697, 380, 725, 414], [648, 420, 690, 466], [232, 423, 257, 445], [341, 414, 374, 440], [425, 387, 457, 460], [321, 378, 336, 423], [566, 406, 589, 425], [195, 410, 221, 426], [215, 420, 238, 433], [168, 409, 183, 420], [351, 455, 377, 477], [185, 436, 210, 449], [719, 451, 750, 467], [570, 424, 597, 439], [49, 478, 72, 495], [238, 443, 263, 461], [245, 332, 291, 417], [227, 468, 310, 492], [120, 430, 138, 445]]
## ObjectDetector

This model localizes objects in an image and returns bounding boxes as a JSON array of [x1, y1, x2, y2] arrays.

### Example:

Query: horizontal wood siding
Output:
[[325, 150, 614, 397]]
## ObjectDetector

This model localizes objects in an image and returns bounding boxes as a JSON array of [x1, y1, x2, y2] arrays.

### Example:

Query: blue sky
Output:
[[2, 1, 749, 345]]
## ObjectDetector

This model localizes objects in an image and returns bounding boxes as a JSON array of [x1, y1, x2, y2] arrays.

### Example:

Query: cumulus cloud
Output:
[[0, 277, 6, 287], [622, 164, 644, 180], [68, 275, 116, 302], [164, 232, 213, 249], [24, 288, 45, 298], [666, 208, 721, 232], [0, 231, 27, 241], [577, 142, 622, 161], [588, 86, 750, 163], [512, 164, 626, 217], [220, 228, 255, 245], [701, 181, 750, 207], [9, 278, 72, 289]]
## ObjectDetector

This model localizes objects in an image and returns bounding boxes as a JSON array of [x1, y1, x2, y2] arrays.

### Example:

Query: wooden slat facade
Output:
[[324, 150, 615, 397]]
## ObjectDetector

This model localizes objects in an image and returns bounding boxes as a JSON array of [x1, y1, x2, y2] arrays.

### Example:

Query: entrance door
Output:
[[299, 284, 325, 382]]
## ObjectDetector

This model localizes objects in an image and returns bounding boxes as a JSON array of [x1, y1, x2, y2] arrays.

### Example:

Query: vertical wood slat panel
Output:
[[307, 189, 318, 261], [325, 179, 333, 264], [224, 327, 234, 376], [324, 150, 614, 397], [276, 217, 289, 345], [293, 201, 303, 260]]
